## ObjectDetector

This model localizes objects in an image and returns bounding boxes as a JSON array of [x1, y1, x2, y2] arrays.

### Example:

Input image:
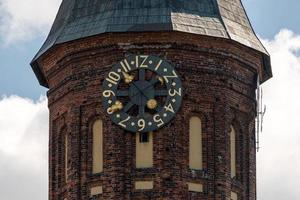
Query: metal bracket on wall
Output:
[[256, 76, 267, 152]]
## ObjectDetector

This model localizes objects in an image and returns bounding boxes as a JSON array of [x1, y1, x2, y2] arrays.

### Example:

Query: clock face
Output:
[[102, 55, 182, 133]]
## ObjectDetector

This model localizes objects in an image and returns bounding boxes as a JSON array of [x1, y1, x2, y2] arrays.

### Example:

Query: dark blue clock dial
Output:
[[102, 55, 182, 132]]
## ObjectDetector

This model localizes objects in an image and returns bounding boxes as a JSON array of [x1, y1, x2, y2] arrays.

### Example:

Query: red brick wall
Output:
[[39, 32, 263, 200]]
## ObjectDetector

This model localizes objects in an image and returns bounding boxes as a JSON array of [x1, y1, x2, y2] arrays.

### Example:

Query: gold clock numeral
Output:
[[107, 107, 114, 114], [138, 119, 146, 131], [120, 59, 131, 72], [157, 76, 164, 85], [103, 90, 116, 98], [168, 88, 182, 97], [155, 60, 163, 71], [163, 70, 178, 83], [153, 114, 164, 127], [164, 103, 175, 113], [136, 55, 149, 68], [106, 71, 121, 85], [118, 116, 131, 128]]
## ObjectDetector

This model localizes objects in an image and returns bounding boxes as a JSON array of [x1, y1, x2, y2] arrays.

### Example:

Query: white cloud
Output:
[[0, 95, 48, 200], [258, 29, 300, 200], [0, 0, 61, 44]]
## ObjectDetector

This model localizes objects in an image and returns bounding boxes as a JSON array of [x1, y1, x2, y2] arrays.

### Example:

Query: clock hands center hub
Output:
[[129, 80, 155, 106]]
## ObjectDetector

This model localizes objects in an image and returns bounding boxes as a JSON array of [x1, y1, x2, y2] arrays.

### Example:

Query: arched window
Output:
[[231, 191, 238, 200], [189, 116, 203, 170], [136, 132, 153, 168], [230, 125, 236, 178], [92, 119, 103, 174]]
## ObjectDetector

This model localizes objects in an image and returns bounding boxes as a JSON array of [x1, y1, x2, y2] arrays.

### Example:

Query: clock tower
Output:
[[31, 1, 272, 200]]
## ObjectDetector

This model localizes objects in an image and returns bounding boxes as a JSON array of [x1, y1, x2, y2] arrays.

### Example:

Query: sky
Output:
[[0, 0, 299, 199]]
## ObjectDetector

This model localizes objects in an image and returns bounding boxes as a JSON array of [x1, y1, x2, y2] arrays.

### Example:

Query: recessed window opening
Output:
[[139, 132, 149, 143]]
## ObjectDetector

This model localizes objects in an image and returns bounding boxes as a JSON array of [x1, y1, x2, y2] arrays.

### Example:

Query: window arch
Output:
[[92, 119, 103, 174], [230, 125, 236, 178], [189, 116, 203, 170]]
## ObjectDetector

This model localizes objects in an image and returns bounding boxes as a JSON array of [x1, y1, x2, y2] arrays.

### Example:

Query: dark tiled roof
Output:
[[32, 0, 271, 87]]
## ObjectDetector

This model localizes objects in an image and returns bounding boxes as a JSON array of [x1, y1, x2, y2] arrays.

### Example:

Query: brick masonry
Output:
[[36, 31, 268, 200]]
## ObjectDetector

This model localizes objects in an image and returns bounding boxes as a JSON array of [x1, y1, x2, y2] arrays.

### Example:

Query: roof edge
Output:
[[238, 1, 272, 82], [30, 59, 49, 88], [261, 53, 273, 83], [239, 0, 270, 57]]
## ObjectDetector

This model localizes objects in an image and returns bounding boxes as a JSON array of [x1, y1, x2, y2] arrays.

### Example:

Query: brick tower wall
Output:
[[39, 32, 261, 200]]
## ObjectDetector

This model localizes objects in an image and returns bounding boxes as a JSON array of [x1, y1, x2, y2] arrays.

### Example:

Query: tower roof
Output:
[[31, 0, 271, 87]]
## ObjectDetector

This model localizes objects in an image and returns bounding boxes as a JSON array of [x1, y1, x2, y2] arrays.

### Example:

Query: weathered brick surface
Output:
[[38, 32, 265, 200]]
